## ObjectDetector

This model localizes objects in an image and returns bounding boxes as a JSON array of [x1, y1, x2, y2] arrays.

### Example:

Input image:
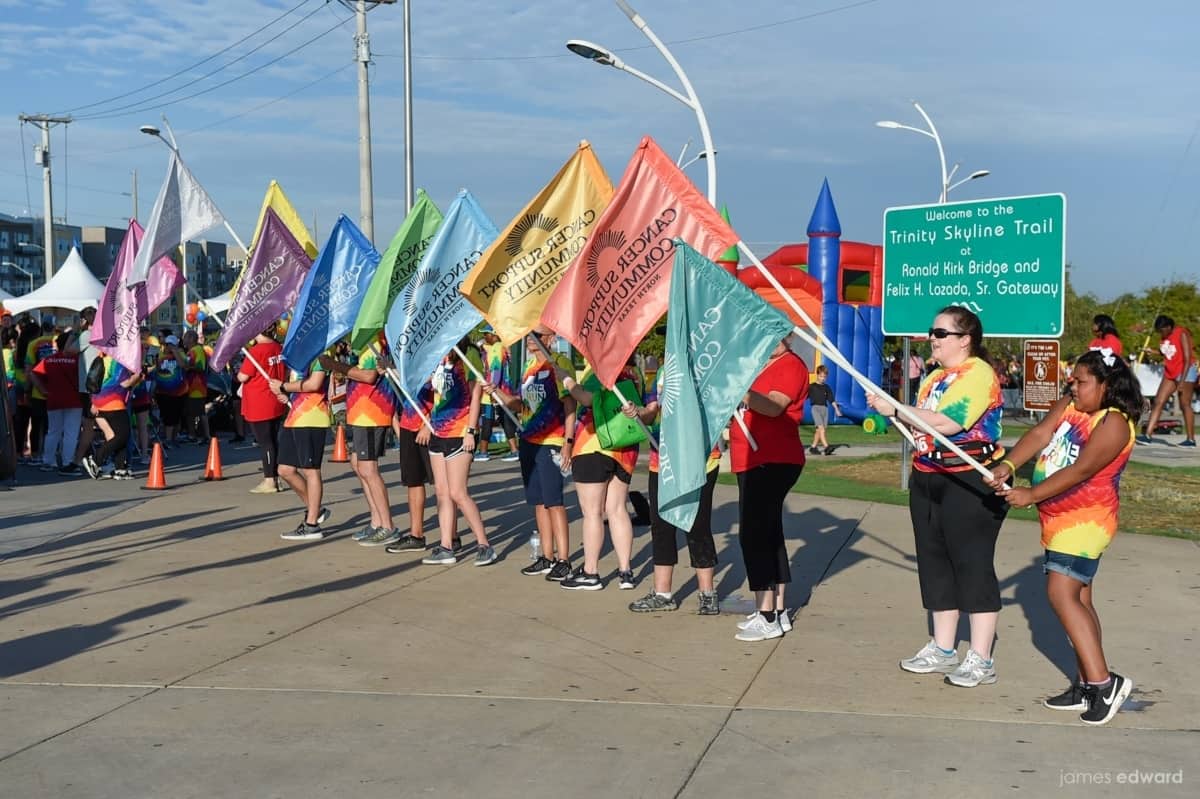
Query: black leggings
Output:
[[480, 403, 517, 443], [14, 401, 31, 455], [29, 397, 47, 457], [96, 409, 130, 470], [250, 418, 282, 478], [647, 468, 719, 568], [736, 463, 803, 591]]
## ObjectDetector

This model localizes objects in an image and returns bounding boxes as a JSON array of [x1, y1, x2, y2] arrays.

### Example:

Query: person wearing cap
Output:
[[475, 326, 520, 463], [155, 335, 188, 446]]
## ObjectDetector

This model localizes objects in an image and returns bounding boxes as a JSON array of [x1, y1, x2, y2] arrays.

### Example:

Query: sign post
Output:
[[1023, 339, 1062, 413], [882, 193, 1066, 337]]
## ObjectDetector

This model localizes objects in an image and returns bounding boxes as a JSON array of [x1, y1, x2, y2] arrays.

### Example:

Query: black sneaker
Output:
[[281, 522, 323, 542], [521, 556, 554, 576], [560, 567, 603, 591], [386, 535, 427, 553], [697, 590, 720, 616], [1080, 673, 1133, 726], [544, 559, 573, 582], [1043, 680, 1088, 711], [452, 536, 463, 553], [617, 569, 636, 590], [58, 463, 81, 476]]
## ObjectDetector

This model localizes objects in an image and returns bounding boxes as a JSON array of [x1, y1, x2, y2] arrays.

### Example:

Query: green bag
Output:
[[591, 379, 647, 449]]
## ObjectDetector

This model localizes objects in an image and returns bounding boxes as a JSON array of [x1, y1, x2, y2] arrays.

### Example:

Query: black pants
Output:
[[250, 418, 282, 478], [647, 468, 719, 568], [909, 468, 1008, 613], [479, 403, 517, 444], [14, 400, 31, 456], [736, 463, 803, 591], [96, 409, 130, 470], [29, 397, 47, 457]]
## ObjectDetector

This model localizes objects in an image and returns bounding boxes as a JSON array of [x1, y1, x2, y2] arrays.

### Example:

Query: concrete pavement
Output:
[[0, 436, 1196, 798]]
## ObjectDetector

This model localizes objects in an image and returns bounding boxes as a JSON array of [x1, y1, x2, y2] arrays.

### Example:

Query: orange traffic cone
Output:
[[201, 436, 224, 481], [331, 423, 350, 463], [142, 443, 168, 490]]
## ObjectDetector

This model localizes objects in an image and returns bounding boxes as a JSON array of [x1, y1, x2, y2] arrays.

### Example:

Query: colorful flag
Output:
[[210, 208, 314, 371], [385, 190, 498, 399], [540, 136, 738, 387], [249, 180, 318, 259], [460, 142, 613, 344], [91, 219, 185, 372], [281, 215, 381, 370], [127, 149, 224, 286], [657, 242, 793, 530], [351, 189, 443, 351]]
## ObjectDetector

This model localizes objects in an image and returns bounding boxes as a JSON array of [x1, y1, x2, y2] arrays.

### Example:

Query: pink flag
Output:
[[540, 136, 738, 387], [91, 219, 185, 372]]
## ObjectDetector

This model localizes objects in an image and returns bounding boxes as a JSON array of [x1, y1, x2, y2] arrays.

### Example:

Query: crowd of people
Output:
[[1, 303, 1163, 727]]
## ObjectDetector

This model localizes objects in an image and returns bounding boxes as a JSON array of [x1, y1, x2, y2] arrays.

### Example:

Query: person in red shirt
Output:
[[1087, 314, 1123, 357], [30, 332, 82, 475], [237, 325, 288, 493], [1140, 314, 1195, 446], [729, 336, 809, 642]]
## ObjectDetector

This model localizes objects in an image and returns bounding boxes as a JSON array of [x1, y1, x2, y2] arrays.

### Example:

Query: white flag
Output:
[[126, 150, 225, 287]]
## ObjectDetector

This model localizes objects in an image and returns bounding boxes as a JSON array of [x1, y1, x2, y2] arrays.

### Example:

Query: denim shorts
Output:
[[1044, 550, 1101, 585], [1184, 363, 1199, 384]]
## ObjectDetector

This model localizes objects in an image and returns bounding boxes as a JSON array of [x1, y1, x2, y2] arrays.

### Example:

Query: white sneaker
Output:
[[735, 613, 783, 642], [738, 610, 792, 632], [944, 650, 997, 687], [900, 639, 960, 674]]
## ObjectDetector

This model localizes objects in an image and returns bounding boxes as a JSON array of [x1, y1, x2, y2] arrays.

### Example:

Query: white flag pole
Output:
[[452, 345, 524, 432]]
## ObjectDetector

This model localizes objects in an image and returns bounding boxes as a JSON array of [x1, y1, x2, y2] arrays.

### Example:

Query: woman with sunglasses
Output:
[[867, 306, 1008, 688]]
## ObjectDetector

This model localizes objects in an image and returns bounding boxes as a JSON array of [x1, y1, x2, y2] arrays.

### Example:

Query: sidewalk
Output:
[[0, 438, 1195, 797]]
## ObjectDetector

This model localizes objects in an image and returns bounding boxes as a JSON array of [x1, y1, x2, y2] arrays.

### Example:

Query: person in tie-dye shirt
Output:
[[155, 335, 188, 446], [82, 354, 142, 480], [385, 379, 435, 554], [484, 326, 577, 582], [868, 306, 1008, 688], [181, 330, 210, 444], [319, 335, 399, 546], [475, 329, 519, 462], [558, 355, 648, 591], [270, 359, 332, 541], [421, 337, 496, 567], [989, 350, 1142, 726]]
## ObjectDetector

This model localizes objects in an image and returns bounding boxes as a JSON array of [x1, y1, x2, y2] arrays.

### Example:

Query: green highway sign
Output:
[[882, 193, 1066, 337]]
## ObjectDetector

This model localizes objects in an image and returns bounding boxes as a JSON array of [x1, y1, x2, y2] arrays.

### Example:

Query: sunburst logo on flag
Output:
[[585, 230, 625, 288], [403, 266, 439, 316], [504, 213, 559, 257], [659, 351, 683, 417]]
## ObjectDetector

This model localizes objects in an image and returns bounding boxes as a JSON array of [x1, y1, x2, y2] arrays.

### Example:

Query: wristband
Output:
[[1000, 458, 1016, 473]]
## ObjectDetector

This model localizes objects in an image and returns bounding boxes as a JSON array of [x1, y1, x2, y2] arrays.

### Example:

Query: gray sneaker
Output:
[[475, 545, 497, 566], [697, 591, 720, 616], [944, 649, 997, 687], [628, 591, 677, 613], [359, 527, 402, 547], [351, 524, 374, 541], [900, 640, 961, 674], [735, 613, 783, 642], [422, 545, 456, 565]]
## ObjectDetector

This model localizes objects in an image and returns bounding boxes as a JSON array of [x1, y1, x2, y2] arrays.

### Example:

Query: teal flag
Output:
[[657, 241, 794, 530]]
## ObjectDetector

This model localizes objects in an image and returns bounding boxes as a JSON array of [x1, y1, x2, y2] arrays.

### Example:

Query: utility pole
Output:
[[132, 169, 138, 221], [341, 0, 395, 243], [403, 0, 414, 213], [18, 113, 72, 281]]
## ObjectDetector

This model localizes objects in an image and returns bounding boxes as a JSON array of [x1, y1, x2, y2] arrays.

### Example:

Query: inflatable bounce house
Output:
[[720, 180, 884, 424]]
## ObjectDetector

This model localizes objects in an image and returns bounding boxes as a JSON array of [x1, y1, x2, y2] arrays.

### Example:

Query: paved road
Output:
[[0, 436, 1195, 797]]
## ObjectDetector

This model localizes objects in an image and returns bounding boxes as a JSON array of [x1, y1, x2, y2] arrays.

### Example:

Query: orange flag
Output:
[[540, 136, 738, 387]]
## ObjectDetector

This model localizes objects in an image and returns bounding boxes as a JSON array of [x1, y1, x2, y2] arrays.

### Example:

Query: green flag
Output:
[[657, 241, 793, 530], [350, 189, 444, 350]]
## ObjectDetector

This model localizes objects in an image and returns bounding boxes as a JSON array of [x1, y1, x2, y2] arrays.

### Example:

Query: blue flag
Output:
[[385, 190, 498, 398], [282, 214, 381, 370], [657, 241, 794, 530]]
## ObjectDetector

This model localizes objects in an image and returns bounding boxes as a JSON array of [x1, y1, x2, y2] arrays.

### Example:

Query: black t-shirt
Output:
[[809, 382, 834, 407]]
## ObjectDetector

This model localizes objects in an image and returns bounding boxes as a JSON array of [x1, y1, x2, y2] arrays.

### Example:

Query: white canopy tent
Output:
[[201, 289, 232, 315], [1, 248, 105, 313]]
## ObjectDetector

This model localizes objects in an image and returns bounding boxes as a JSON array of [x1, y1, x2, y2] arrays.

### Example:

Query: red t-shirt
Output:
[[1087, 334, 1123, 356], [1160, 326, 1193, 381], [730, 351, 809, 472], [32, 352, 82, 411], [238, 340, 288, 422]]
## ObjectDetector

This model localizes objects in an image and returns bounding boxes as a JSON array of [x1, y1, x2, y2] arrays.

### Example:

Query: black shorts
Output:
[[428, 435, 466, 459], [571, 452, 631, 484], [350, 424, 389, 461], [278, 426, 327, 470], [185, 396, 206, 417], [397, 427, 432, 486], [156, 394, 183, 426], [519, 440, 565, 507]]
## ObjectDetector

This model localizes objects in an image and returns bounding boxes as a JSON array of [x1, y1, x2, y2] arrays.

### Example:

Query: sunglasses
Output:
[[928, 328, 968, 339]]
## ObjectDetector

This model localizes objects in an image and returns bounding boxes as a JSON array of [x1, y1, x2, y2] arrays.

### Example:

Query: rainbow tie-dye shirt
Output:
[[519, 354, 573, 446], [26, 335, 55, 401], [284, 363, 331, 429], [186, 345, 208, 399], [480, 341, 514, 408], [1033, 404, 1134, 558], [431, 349, 483, 437], [399, 381, 435, 432], [572, 364, 646, 475], [346, 340, 397, 427], [155, 357, 187, 396], [912, 357, 1004, 474], [92, 357, 133, 412]]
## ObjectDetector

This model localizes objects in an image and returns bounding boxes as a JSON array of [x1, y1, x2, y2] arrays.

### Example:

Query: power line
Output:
[[187, 62, 354, 135], [52, 0, 318, 115], [73, 2, 331, 121], [17, 123, 32, 214], [75, 16, 352, 122], [375, 0, 882, 62]]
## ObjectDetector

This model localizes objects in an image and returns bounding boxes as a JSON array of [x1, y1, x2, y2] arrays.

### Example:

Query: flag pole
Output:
[[451, 345, 524, 432], [191, 287, 273, 385], [735, 241, 1001, 484], [367, 340, 433, 433]]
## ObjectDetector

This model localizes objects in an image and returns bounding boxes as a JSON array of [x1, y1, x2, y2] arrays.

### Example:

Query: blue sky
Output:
[[3, 0, 1198, 300]]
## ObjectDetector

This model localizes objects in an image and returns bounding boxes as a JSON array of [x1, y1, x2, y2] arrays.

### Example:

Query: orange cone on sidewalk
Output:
[[142, 443, 168, 490], [331, 423, 350, 463], [201, 436, 224, 481]]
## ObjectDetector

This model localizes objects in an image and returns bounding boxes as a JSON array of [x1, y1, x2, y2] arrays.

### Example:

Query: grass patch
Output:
[[720, 453, 1198, 541]]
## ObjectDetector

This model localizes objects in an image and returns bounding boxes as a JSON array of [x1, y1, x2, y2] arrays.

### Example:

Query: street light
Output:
[[875, 101, 989, 203], [2, 261, 35, 294], [679, 149, 715, 171], [565, 0, 718, 206]]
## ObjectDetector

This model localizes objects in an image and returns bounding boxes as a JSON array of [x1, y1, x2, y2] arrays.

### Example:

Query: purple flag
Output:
[[210, 208, 314, 371], [92, 219, 186, 372]]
